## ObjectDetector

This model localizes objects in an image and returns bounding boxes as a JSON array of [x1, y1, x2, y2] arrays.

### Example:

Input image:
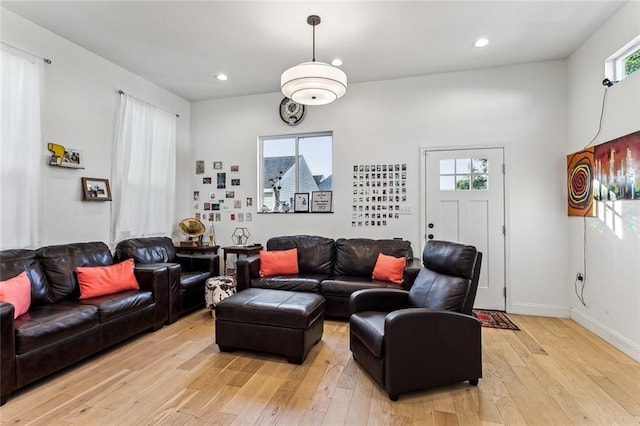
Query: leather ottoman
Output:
[[215, 288, 325, 364]]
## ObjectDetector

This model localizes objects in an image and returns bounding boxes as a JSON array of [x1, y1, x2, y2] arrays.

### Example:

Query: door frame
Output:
[[419, 144, 511, 311]]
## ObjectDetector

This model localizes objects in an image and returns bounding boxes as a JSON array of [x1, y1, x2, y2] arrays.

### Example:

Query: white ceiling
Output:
[[2, 1, 626, 102]]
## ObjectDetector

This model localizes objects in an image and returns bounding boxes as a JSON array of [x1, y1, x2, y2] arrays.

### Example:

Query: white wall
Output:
[[567, 1, 640, 362], [191, 60, 571, 318], [1, 9, 191, 248]]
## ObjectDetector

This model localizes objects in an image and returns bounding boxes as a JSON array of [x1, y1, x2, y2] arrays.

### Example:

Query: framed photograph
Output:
[[231, 178, 240, 186], [294, 192, 309, 212], [311, 191, 332, 213], [213, 161, 223, 170], [230, 165, 239, 172], [216, 172, 226, 188], [81, 177, 112, 201], [195, 160, 205, 174]]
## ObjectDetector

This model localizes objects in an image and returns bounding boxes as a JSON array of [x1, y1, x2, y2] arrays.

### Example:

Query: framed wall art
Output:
[[81, 177, 112, 201], [311, 191, 332, 212], [294, 193, 309, 212]]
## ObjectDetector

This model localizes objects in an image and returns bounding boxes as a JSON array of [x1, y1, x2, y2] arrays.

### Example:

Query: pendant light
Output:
[[280, 15, 347, 106]]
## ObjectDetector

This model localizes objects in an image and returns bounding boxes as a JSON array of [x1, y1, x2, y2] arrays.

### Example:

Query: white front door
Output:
[[423, 147, 506, 310]]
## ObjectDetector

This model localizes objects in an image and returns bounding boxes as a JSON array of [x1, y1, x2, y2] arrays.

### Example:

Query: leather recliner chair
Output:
[[115, 237, 219, 323], [349, 240, 483, 401]]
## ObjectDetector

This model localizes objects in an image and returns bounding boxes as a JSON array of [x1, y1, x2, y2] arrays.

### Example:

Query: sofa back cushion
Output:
[[334, 238, 412, 277], [266, 235, 334, 275], [37, 242, 114, 301], [408, 240, 479, 314], [115, 236, 176, 264], [0, 249, 53, 305]]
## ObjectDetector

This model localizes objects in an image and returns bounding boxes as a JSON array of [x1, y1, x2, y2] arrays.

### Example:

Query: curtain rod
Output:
[[1, 41, 51, 64], [118, 90, 180, 118]]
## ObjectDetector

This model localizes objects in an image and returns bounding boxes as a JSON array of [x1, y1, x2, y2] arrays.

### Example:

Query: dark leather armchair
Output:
[[115, 237, 219, 323], [349, 240, 483, 401]]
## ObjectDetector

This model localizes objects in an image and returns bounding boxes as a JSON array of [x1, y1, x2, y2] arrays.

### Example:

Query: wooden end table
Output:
[[222, 244, 263, 274]]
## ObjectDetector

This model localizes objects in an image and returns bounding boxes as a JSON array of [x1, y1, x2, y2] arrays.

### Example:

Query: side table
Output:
[[222, 244, 263, 275]]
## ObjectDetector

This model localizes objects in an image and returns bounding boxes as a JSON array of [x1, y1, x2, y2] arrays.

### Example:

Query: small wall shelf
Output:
[[49, 163, 85, 169]]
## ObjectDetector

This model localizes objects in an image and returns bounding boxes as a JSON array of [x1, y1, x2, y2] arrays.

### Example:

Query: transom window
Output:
[[605, 34, 640, 82], [439, 158, 488, 191], [259, 132, 332, 212]]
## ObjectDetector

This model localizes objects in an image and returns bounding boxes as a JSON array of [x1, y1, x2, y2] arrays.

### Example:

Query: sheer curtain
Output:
[[111, 93, 176, 243], [0, 43, 42, 249]]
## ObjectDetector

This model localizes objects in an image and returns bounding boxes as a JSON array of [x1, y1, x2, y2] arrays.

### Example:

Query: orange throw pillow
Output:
[[372, 253, 406, 285], [0, 272, 31, 319], [260, 248, 299, 277], [76, 258, 139, 299]]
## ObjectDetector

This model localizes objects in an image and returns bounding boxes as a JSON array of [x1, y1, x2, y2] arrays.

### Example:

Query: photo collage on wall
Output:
[[352, 163, 407, 227], [194, 160, 252, 224]]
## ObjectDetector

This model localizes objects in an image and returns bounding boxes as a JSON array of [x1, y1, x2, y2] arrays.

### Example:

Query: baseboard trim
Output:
[[508, 302, 570, 318], [570, 309, 640, 363]]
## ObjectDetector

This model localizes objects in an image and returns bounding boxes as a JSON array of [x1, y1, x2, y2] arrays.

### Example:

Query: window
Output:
[[605, 34, 640, 82], [439, 158, 488, 191], [112, 93, 176, 242], [0, 43, 43, 249], [259, 132, 332, 212]]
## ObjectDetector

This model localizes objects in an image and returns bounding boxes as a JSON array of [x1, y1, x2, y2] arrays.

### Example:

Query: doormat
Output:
[[473, 310, 520, 330]]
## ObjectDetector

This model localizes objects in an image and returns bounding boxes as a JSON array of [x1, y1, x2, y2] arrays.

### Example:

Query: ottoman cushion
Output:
[[215, 288, 324, 329]]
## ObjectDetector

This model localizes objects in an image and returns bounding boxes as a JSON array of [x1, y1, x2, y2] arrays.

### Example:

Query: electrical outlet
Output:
[[577, 272, 584, 281]]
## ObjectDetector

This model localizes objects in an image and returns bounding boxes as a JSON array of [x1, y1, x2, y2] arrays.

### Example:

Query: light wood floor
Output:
[[1, 311, 639, 425]]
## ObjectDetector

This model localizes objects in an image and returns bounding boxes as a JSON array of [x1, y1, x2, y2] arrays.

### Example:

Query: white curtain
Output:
[[112, 93, 176, 243], [0, 43, 42, 249]]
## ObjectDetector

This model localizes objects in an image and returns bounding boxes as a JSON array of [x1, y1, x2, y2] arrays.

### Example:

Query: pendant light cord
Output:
[[312, 21, 316, 62]]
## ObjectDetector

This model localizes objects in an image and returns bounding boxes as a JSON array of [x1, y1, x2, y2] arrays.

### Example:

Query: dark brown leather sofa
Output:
[[115, 236, 219, 323], [349, 240, 483, 400], [0, 242, 168, 405], [236, 235, 421, 318]]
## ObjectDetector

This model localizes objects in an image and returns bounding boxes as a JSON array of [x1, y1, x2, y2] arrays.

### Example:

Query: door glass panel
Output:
[[456, 158, 471, 173], [439, 159, 455, 174], [472, 158, 488, 173], [440, 176, 455, 191], [473, 175, 488, 190], [439, 158, 488, 191], [456, 175, 470, 190]]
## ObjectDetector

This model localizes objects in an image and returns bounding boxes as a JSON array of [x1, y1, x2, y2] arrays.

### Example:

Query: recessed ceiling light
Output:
[[331, 58, 343, 67], [216, 73, 228, 81], [474, 38, 490, 48]]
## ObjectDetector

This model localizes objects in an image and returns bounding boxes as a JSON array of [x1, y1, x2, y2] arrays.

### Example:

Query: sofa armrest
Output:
[[134, 266, 169, 328], [236, 254, 260, 291], [176, 253, 219, 276], [349, 288, 409, 315], [403, 258, 422, 290], [1, 302, 15, 405], [384, 309, 482, 393]]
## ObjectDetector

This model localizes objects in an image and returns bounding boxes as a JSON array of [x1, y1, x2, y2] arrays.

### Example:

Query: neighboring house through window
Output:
[[259, 132, 332, 212]]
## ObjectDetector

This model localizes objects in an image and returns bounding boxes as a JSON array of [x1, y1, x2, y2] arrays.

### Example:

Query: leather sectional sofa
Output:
[[236, 235, 421, 318], [0, 242, 169, 405]]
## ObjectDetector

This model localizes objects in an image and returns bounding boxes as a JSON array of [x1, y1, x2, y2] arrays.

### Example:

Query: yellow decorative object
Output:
[[47, 142, 65, 165]]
